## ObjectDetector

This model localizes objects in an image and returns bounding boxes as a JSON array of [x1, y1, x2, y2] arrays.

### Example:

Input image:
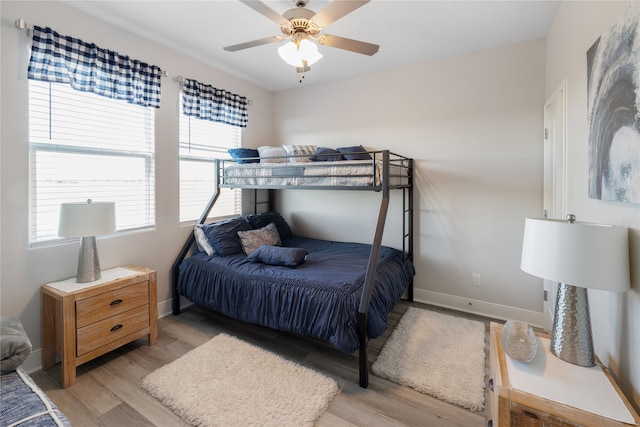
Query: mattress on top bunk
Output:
[[178, 236, 415, 353], [220, 159, 408, 187]]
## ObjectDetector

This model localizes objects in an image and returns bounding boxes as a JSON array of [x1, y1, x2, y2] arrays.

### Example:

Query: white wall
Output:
[[274, 39, 547, 324], [0, 1, 275, 352], [545, 0, 640, 412]]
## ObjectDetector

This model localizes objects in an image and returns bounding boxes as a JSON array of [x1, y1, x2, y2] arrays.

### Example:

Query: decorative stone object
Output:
[[500, 320, 538, 363]]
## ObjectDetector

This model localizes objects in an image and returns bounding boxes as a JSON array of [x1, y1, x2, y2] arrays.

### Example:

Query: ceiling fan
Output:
[[224, 0, 379, 72]]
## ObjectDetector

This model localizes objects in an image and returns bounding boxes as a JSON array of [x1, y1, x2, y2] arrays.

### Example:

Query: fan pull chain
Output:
[[296, 60, 310, 84]]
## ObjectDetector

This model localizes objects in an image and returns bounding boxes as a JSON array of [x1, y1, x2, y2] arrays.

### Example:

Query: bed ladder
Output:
[[403, 159, 414, 302]]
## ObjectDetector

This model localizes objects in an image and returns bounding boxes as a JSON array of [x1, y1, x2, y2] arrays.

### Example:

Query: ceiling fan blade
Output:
[[311, 0, 369, 28], [317, 34, 379, 56], [239, 0, 289, 26], [223, 36, 282, 52]]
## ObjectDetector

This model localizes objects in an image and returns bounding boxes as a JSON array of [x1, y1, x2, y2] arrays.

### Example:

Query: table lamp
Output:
[[520, 215, 630, 367], [58, 199, 116, 283]]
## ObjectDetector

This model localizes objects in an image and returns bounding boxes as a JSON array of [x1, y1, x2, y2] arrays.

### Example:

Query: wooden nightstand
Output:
[[41, 265, 158, 388], [489, 322, 639, 427]]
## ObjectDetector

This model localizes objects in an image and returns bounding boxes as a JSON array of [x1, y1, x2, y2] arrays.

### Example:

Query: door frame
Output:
[[542, 80, 568, 332]]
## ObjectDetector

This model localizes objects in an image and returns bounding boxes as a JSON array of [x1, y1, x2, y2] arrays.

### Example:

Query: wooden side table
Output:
[[41, 265, 157, 388], [489, 322, 639, 427]]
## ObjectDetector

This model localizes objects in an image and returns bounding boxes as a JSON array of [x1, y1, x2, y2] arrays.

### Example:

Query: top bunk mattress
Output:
[[219, 159, 410, 188]]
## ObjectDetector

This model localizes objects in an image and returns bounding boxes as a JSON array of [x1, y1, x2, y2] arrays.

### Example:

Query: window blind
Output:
[[29, 80, 155, 244], [179, 113, 241, 223]]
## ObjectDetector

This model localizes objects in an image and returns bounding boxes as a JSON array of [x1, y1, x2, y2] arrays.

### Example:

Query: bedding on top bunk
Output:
[[222, 145, 410, 187], [178, 214, 415, 353]]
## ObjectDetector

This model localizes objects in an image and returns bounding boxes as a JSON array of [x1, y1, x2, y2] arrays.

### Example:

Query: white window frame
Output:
[[28, 80, 156, 245], [179, 111, 242, 224]]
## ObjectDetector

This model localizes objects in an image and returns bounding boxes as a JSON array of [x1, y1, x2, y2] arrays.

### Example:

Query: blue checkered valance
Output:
[[182, 78, 248, 128], [27, 26, 162, 108]]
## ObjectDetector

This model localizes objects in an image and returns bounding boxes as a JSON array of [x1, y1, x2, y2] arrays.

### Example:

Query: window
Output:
[[29, 80, 155, 244], [179, 113, 241, 223]]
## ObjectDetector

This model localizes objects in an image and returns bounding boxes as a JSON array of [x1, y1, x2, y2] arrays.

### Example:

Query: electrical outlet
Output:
[[472, 273, 481, 286]]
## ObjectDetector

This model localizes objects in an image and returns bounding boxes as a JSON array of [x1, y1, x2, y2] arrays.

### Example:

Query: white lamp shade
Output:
[[520, 217, 630, 292], [58, 201, 116, 238], [278, 39, 323, 67]]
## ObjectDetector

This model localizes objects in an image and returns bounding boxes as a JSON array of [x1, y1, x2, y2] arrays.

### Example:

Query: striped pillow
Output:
[[282, 144, 317, 163]]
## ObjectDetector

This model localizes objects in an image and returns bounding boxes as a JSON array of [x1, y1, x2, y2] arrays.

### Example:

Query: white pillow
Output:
[[282, 144, 317, 163], [194, 225, 215, 256], [257, 146, 287, 163]]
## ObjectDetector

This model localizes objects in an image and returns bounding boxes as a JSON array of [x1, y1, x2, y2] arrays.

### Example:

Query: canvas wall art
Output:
[[587, 3, 640, 205]]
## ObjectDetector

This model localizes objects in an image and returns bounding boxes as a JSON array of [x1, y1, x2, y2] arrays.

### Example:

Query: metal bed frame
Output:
[[171, 149, 413, 388]]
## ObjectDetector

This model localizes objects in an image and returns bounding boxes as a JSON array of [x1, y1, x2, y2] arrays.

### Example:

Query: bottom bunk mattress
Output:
[[178, 236, 415, 353]]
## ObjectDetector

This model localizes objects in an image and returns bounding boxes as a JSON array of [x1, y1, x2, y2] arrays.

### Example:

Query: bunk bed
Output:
[[171, 148, 414, 388]]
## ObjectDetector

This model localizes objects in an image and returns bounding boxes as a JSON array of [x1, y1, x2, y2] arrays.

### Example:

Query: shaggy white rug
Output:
[[371, 307, 486, 411], [141, 333, 339, 427]]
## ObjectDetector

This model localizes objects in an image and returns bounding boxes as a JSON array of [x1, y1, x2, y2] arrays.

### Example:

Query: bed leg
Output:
[[172, 266, 181, 316], [358, 312, 369, 388]]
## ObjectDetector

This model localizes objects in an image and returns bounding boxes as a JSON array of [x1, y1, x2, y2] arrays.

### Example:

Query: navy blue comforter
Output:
[[178, 236, 415, 353]]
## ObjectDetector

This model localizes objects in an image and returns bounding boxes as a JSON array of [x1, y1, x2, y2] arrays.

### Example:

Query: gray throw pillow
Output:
[[237, 222, 282, 256]]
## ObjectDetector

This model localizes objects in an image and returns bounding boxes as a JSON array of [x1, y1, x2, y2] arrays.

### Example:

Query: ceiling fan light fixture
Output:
[[278, 39, 322, 67]]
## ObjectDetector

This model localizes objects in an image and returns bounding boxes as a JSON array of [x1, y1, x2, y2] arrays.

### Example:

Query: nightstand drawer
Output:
[[77, 305, 150, 356], [510, 402, 580, 427], [76, 281, 149, 328]]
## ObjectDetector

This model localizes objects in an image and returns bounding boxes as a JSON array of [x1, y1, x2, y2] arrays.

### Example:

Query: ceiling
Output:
[[62, 0, 561, 92]]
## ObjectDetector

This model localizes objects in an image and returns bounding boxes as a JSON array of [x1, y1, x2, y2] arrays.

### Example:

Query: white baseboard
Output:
[[158, 298, 175, 318], [22, 349, 42, 374], [158, 296, 194, 318], [414, 289, 544, 328]]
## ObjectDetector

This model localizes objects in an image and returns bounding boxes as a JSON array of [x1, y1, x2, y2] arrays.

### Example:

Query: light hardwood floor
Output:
[[32, 300, 497, 426]]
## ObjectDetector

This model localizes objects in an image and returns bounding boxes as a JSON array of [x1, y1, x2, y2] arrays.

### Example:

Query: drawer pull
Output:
[[110, 324, 123, 332], [110, 299, 123, 306], [488, 378, 494, 392]]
